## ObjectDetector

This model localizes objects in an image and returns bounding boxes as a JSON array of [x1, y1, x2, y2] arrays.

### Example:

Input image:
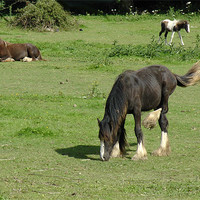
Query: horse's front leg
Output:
[[0, 55, 14, 62], [111, 120, 126, 158], [1, 57, 15, 62], [132, 111, 147, 160], [169, 31, 175, 45], [110, 141, 121, 158], [178, 31, 184, 45]]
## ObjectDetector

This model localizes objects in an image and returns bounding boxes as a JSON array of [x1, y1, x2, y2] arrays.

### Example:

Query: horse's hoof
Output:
[[152, 147, 171, 157], [131, 154, 147, 161]]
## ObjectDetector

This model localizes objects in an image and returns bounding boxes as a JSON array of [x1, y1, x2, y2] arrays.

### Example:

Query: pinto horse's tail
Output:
[[174, 61, 200, 87]]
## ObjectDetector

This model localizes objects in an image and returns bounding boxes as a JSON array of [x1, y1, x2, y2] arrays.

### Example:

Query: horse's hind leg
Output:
[[158, 31, 163, 43], [152, 97, 171, 156], [27, 44, 40, 61], [158, 22, 165, 42], [158, 23, 165, 43], [152, 113, 171, 156], [165, 31, 169, 45]]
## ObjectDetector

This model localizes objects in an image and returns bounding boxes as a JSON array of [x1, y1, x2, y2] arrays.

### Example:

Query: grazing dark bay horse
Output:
[[98, 63, 200, 161], [158, 19, 190, 45], [0, 38, 45, 62]]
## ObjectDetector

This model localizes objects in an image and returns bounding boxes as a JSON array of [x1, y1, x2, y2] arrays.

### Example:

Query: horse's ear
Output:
[[97, 118, 101, 126]]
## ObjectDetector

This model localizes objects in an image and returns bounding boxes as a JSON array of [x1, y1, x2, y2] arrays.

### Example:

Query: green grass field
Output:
[[0, 14, 200, 199]]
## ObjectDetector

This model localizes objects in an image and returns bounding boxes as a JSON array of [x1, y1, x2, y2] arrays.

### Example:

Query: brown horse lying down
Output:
[[0, 38, 45, 62]]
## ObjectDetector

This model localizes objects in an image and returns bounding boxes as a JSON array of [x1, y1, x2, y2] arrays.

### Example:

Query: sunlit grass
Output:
[[0, 14, 199, 199]]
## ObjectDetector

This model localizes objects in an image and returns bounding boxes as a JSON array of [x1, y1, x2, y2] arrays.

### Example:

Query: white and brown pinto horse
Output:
[[0, 38, 45, 62], [158, 19, 190, 45]]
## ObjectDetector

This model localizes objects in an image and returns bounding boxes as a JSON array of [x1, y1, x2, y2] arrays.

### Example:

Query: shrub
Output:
[[108, 35, 200, 62], [0, 0, 5, 10], [86, 81, 106, 99], [11, 0, 78, 31]]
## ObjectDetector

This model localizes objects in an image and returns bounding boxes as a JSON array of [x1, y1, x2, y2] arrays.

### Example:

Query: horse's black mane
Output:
[[105, 72, 130, 127]]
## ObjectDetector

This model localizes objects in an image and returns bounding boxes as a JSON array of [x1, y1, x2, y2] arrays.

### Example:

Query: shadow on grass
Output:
[[55, 145, 100, 160], [56, 143, 137, 161]]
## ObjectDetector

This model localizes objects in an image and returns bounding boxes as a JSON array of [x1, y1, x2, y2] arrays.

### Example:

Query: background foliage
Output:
[[4, 0, 78, 31], [1, 0, 199, 15]]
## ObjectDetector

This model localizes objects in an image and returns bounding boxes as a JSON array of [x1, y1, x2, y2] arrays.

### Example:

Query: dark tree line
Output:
[[57, 0, 199, 14], [1, 0, 199, 15]]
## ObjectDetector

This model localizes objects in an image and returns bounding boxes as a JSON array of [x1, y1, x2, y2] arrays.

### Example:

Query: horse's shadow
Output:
[[55, 143, 137, 160], [55, 145, 100, 160]]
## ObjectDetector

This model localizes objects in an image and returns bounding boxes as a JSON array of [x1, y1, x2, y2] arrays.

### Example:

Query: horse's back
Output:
[[161, 19, 177, 31], [136, 65, 177, 92], [122, 65, 174, 84], [119, 65, 177, 111]]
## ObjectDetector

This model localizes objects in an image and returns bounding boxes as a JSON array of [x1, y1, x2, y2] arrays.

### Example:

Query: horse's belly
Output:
[[13, 51, 27, 60], [8, 45, 28, 61], [15, 53, 27, 60], [141, 102, 160, 111], [141, 93, 161, 111]]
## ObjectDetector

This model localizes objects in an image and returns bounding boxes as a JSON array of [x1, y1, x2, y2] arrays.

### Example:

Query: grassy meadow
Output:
[[0, 13, 200, 199]]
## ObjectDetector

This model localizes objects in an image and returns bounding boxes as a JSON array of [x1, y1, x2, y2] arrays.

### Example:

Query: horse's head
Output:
[[97, 117, 117, 161], [184, 20, 190, 33]]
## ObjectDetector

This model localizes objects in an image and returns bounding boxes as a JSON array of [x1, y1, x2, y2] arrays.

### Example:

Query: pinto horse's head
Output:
[[184, 20, 190, 33], [97, 118, 117, 161], [175, 20, 190, 33]]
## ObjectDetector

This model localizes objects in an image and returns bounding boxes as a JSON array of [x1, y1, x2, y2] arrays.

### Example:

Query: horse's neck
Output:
[[106, 103, 127, 128], [5, 42, 12, 46], [4, 41, 8, 47], [3, 41, 12, 57]]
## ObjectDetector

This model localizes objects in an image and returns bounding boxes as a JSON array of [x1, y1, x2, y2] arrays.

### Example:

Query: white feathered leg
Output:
[[169, 31, 175, 45], [178, 31, 184, 45]]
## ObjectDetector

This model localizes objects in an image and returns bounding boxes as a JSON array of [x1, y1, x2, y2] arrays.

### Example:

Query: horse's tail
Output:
[[174, 61, 200, 87], [38, 55, 47, 61]]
